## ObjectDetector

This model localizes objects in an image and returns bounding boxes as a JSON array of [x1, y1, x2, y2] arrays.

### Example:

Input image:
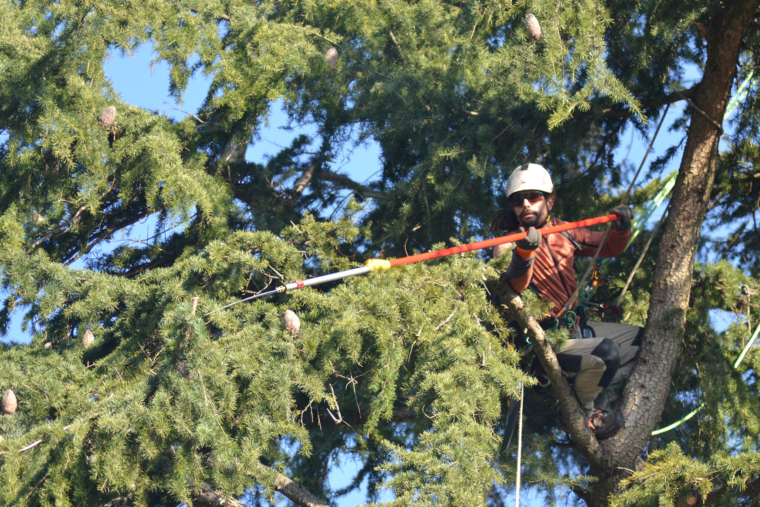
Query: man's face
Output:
[[510, 191, 554, 228]]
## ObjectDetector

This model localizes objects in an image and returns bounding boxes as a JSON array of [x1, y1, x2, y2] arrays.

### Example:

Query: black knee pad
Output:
[[592, 338, 621, 388]]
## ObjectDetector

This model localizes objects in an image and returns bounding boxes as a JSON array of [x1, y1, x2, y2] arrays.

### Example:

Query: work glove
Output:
[[515, 226, 542, 251], [610, 205, 633, 231]]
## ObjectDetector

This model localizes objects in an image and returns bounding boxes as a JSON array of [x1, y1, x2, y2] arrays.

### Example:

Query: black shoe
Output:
[[589, 409, 624, 440]]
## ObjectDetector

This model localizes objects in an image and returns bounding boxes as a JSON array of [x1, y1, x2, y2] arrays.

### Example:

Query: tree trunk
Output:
[[584, 0, 760, 505]]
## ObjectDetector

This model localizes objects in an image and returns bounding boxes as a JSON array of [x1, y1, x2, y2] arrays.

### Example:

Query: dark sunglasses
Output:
[[509, 191, 545, 207]]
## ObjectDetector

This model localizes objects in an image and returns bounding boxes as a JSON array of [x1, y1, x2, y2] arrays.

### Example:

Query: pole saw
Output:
[[207, 213, 621, 315]]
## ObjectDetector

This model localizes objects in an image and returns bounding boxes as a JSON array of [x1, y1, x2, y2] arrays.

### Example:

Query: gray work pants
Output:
[[556, 322, 642, 413]]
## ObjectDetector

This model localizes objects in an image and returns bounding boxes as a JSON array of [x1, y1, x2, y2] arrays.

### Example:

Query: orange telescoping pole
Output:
[[206, 213, 620, 313], [388, 214, 619, 267]]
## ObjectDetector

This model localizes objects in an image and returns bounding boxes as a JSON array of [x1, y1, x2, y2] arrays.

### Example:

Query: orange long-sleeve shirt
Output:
[[502, 217, 631, 318]]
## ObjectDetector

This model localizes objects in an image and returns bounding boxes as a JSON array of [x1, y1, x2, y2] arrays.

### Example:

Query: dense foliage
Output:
[[0, 0, 759, 505]]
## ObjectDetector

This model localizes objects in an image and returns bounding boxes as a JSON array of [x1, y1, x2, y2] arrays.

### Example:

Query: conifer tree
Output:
[[0, 0, 759, 506]]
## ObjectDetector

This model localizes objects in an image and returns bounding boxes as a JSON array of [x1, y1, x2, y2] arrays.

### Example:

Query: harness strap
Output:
[[560, 230, 585, 255]]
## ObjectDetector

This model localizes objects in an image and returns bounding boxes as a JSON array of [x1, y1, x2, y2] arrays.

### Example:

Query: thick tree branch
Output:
[[193, 466, 330, 507], [270, 471, 329, 507], [192, 484, 247, 507], [292, 162, 317, 196], [230, 185, 258, 209], [255, 464, 330, 507], [320, 169, 383, 198], [485, 279, 608, 470], [602, 86, 698, 118]]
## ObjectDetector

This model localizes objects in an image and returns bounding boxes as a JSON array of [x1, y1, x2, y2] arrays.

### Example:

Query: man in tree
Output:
[[493, 163, 639, 439]]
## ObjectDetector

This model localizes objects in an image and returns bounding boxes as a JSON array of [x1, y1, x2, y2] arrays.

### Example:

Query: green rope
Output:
[[725, 70, 755, 118], [651, 403, 705, 436], [734, 321, 760, 369]]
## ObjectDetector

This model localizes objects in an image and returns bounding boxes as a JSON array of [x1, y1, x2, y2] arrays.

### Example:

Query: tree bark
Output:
[[586, 0, 760, 505], [269, 470, 330, 507]]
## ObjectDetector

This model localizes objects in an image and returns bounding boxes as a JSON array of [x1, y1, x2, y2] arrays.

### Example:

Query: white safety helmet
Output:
[[505, 163, 554, 198]]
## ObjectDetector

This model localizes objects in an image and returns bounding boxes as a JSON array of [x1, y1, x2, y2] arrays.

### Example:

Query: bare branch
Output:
[[19, 440, 43, 453], [293, 162, 317, 196], [435, 310, 456, 330], [320, 169, 382, 198], [62, 208, 153, 266], [326, 385, 343, 424], [194, 466, 330, 507], [301, 408, 417, 429], [389, 31, 404, 61], [32, 205, 89, 249], [220, 139, 247, 166], [260, 464, 330, 507], [675, 92, 724, 133]]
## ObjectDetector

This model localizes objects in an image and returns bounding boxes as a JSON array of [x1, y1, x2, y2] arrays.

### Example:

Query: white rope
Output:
[[515, 381, 524, 507]]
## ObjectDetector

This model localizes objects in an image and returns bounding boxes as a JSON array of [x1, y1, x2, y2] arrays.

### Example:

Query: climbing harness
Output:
[[547, 311, 578, 331]]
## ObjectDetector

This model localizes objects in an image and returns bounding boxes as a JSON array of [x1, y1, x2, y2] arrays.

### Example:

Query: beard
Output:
[[518, 210, 546, 228]]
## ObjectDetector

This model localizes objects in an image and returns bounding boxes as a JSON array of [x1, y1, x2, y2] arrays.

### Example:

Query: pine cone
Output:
[[283, 309, 300, 335], [82, 329, 95, 348], [44, 342, 52, 349], [325, 47, 339, 69], [2, 389, 17, 415], [525, 14, 541, 41], [98, 106, 117, 127]]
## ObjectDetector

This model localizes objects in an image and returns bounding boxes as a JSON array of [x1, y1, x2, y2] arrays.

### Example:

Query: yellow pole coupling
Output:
[[365, 259, 392, 272]]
